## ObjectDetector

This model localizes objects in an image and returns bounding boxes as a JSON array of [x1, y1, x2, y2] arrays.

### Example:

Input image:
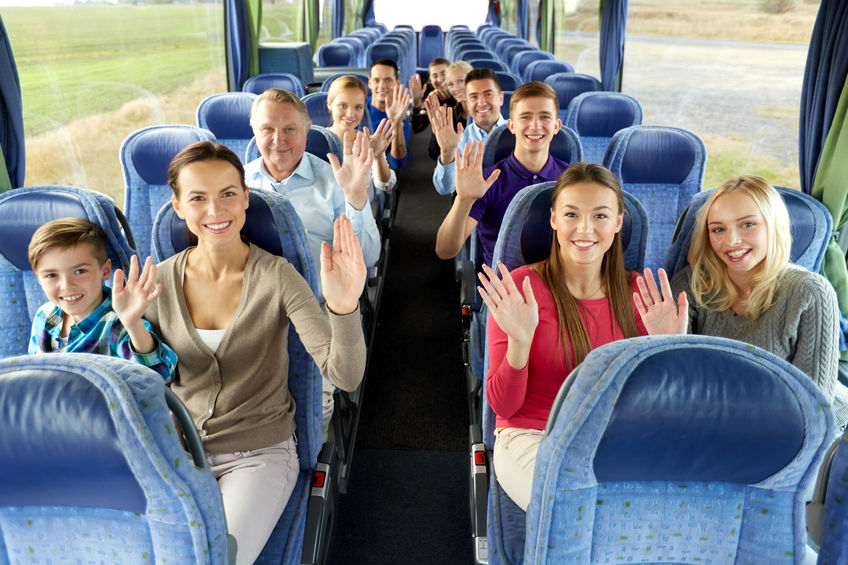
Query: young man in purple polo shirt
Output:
[[435, 82, 569, 266]]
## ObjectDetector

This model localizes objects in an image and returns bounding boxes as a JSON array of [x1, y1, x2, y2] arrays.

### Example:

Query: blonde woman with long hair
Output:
[[635, 175, 846, 422], [477, 163, 647, 511]]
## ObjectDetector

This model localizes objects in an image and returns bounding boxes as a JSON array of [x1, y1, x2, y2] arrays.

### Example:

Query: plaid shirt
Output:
[[29, 287, 177, 383]]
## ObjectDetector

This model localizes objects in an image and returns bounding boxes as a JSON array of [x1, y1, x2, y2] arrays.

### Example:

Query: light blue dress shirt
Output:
[[431, 115, 507, 196], [244, 153, 382, 288]]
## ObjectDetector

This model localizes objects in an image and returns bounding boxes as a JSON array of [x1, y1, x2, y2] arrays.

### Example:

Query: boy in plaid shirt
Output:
[[28, 218, 176, 382]]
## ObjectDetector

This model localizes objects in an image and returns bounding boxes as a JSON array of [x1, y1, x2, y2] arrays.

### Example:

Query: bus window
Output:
[[624, 0, 817, 188], [5, 1, 226, 206], [261, 0, 299, 43], [554, 0, 602, 80], [371, 0, 488, 32]]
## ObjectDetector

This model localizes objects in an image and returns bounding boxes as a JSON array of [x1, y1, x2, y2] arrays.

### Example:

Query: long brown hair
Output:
[[530, 162, 640, 366]]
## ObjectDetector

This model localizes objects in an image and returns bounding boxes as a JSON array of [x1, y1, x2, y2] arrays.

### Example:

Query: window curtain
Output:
[[540, 0, 554, 53], [0, 14, 24, 191], [598, 0, 628, 92], [299, 0, 320, 51], [516, 0, 529, 40], [334, 0, 344, 38], [363, 0, 376, 27], [225, 0, 261, 91], [800, 0, 848, 354], [486, 0, 500, 27]]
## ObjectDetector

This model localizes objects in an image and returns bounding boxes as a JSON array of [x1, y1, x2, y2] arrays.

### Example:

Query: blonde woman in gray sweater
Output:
[[145, 141, 370, 564], [633, 175, 846, 424]]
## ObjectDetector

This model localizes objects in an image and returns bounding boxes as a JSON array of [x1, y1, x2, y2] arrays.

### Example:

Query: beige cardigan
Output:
[[146, 244, 365, 453]]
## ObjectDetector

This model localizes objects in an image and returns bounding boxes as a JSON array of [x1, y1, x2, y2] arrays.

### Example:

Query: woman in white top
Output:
[[326, 75, 396, 204]]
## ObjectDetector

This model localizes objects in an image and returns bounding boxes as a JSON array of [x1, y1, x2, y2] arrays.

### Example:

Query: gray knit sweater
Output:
[[146, 244, 366, 453], [671, 264, 848, 423]]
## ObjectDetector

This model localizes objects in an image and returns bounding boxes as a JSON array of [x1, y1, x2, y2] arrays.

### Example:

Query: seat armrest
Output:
[[469, 423, 489, 564], [301, 442, 339, 565]]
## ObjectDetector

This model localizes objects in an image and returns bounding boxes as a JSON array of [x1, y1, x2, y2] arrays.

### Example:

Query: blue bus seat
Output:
[[501, 90, 512, 119], [318, 42, 356, 67], [810, 428, 848, 563], [120, 124, 216, 257], [418, 24, 444, 67], [469, 180, 649, 564], [500, 45, 533, 69], [510, 50, 553, 77], [243, 72, 305, 98], [523, 59, 574, 84], [302, 92, 333, 127], [0, 185, 136, 358], [151, 189, 335, 564], [564, 91, 643, 164], [604, 125, 706, 272], [0, 353, 231, 563], [494, 71, 522, 92], [320, 71, 371, 96], [468, 57, 508, 73], [543, 72, 603, 120], [522, 335, 834, 564], [196, 92, 257, 163], [333, 37, 366, 67]]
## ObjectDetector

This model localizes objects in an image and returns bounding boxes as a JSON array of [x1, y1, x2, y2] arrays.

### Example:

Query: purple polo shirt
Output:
[[470, 153, 570, 266]]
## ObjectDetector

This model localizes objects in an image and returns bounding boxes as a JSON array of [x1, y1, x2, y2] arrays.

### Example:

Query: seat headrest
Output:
[[594, 346, 805, 483], [576, 96, 639, 137], [130, 128, 210, 185], [0, 366, 146, 512], [619, 129, 697, 184], [202, 94, 255, 140]]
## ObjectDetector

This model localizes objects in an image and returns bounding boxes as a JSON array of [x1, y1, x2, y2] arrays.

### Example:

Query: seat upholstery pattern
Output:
[[0, 353, 228, 564], [543, 72, 603, 120], [523, 335, 834, 564], [564, 91, 643, 164], [665, 185, 832, 280], [196, 92, 257, 163], [0, 186, 136, 358], [121, 125, 217, 258], [819, 431, 848, 564], [152, 188, 321, 564], [243, 72, 305, 98], [604, 125, 706, 271], [483, 181, 649, 565]]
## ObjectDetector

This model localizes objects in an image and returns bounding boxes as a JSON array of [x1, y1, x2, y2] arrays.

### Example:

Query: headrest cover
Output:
[[0, 368, 146, 512], [576, 97, 637, 137], [594, 347, 804, 483], [204, 96, 255, 140], [620, 129, 696, 184], [132, 129, 208, 186]]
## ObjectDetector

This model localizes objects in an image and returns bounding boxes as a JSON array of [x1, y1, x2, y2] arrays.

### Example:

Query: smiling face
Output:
[[429, 63, 448, 94], [368, 64, 398, 107], [36, 243, 111, 327], [250, 99, 308, 180], [328, 87, 366, 134], [507, 95, 561, 159], [465, 78, 503, 131], [707, 190, 768, 283], [445, 68, 467, 102], [171, 159, 250, 248], [550, 181, 623, 270]]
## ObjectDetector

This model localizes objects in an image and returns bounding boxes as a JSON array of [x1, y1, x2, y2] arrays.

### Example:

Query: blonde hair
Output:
[[531, 163, 639, 366], [509, 81, 559, 117], [28, 217, 108, 272], [448, 60, 473, 77], [326, 75, 368, 105], [688, 175, 792, 320], [250, 88, 311, 128]]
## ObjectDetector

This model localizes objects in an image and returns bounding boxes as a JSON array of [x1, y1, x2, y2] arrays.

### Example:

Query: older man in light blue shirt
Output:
[[430, 68, 506, 196], [245, 88, 381, 285]]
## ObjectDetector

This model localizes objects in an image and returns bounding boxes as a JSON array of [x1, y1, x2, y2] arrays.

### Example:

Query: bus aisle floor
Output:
[[329, 127, 473, 563]]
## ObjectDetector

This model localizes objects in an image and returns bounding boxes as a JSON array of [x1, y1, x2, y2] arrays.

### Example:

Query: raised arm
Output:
[[365, 119, 394, 185], [434, 140, 500, 259], [385, 84, 410, 163], [328, 130, 374, 211], [426, 95, 464, 166], [632, 268, 689, 335], [479, 263, 539, 418]]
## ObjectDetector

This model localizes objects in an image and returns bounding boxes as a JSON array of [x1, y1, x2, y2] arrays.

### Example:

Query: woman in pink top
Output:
[[477, 162, 647, 511]]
